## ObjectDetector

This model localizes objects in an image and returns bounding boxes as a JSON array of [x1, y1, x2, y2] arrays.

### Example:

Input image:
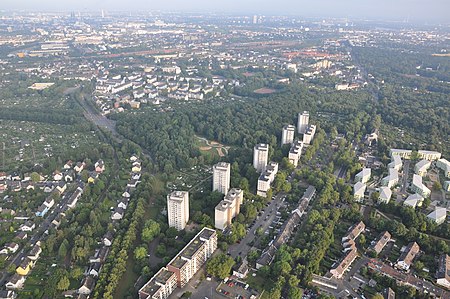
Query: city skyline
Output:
[[1, 0, 450, 23]]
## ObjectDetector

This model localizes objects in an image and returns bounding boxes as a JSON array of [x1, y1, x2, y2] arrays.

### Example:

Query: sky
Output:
[[2, 0, 450, 23]]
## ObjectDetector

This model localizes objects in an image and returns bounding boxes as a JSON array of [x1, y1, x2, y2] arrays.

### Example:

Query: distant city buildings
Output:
[[214, 188, 244, 230], [212, 162, 230, 194], [253, 143, 269, 172], [167, 191, 189, 231], [281, 125, 295, 145]]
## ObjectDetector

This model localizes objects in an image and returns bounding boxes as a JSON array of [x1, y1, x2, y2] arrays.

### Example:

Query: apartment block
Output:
[[288, 140, 303, 167], [381, 168, 398, 189], [418, 150, 442, 161], [257, 162, 278, 197], [297, 111, 309, 134], [414, 159, 431, 177], [390, 149, 412, 159], [139, 228, 217, 299], [281, 125, 295, 145], [302, 124, 316, 145], [253, 144, 269, 172], [388, 155, 402, 171], [167, 191, 189, 231], [395, 242, 420, 271], [212, 162, 230, 194], [167, 228, 217, 287], [355, 168, 371, 184], [437, 159, 450, 178], [411, 174, 431, 198], [214, 188, 244, 230]]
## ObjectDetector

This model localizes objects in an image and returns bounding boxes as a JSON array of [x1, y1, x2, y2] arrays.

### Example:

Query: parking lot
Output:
[[217, 279, 258, 299]]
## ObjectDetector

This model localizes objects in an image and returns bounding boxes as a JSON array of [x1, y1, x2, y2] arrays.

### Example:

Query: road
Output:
[[228, 192, 286, 259]]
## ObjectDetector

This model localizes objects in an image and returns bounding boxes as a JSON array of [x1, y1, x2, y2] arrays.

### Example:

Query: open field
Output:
[[195, 135, 230, 159]]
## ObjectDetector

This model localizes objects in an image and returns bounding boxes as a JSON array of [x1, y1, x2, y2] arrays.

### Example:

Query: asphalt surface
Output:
[[228, 192, 286, 259]]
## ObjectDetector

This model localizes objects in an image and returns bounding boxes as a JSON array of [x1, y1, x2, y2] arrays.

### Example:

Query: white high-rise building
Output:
[[288, 140, 303, 167], [215, 188, 244, 230], [167, 191, 189, 231], [213, 162, 230, 194], [281, 125, 295, 145], [253, 144, 269, 172], [298, 111, 309, 134], [302, 124, 317, 145], [257, 162, 279, 197]]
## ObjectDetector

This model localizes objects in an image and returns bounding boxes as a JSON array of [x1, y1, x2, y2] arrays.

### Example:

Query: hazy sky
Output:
[[2, 0, 450, 23]]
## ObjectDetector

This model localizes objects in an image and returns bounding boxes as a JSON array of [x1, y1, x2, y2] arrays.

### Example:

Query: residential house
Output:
[[437, 159, 450, 178], [418, 150, 441, 161], [88, 262, 101, 277], [53, 171, 63, 181], [370, 231, 391, 255], [427, 207, 447, 225], [353, 182, 366, 202], [27, 243, 42, 261], [0, 290, 17, 299], [414, 160, 431, 177], [379, 187, 392, 204], [403, 193, 423, 208], [355, 168, 371, 184], [95, 160, 105, 173], [111, 207, 125, 220], [436, 254, 450, 289], [19, 221, 35, 232], [381, 168, 398, 189], [74, 162, 86, 174], [78, 276, 95, 295], [63, 160, 73, 169], [395, 242, 420, 271], [103, 232, 113, 247], [16, 258, 34, 276], [0, 243, 19, 255], [5, 274, 25, 290], [411, 174, 431, 197]]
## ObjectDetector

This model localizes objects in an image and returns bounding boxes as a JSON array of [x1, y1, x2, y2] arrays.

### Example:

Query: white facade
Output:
[[427, 207, 447, 225], [390, 149, 412, 159], [167, 191, 189, 231], [355, 168, 371, 184], [212, 162, 230, 194], [281, 125, 295, 145], [253, 144, 269, 172], [379, 187, 392, 204], [414, 159, 431, 177], [214, 188, 244, 230], [381, 168, 399, 189], [288, 140, 303, 167], [256, 162, 278, 197], [388, 155, 403, 171], [404, 193, 424, 208], [411, 174, 431, 198], [302, 124, 317, 145], [297, 111, 309, 134], [445, 181, 450, 192], [418, 150, 441, 161], [353, 182, 366, 202], [437, 159, 450, 178]]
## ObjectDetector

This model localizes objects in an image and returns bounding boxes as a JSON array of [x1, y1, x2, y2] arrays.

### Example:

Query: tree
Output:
[[206, 253, 235, 279], [371, 294, 384, 299], [433, 181, 442, 191], [287, 287, 303, 299], [31, 172, 41, 182], [134, 246, 148, 261], [57, 276, 70, 291], [142, 220, 161, 243]]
